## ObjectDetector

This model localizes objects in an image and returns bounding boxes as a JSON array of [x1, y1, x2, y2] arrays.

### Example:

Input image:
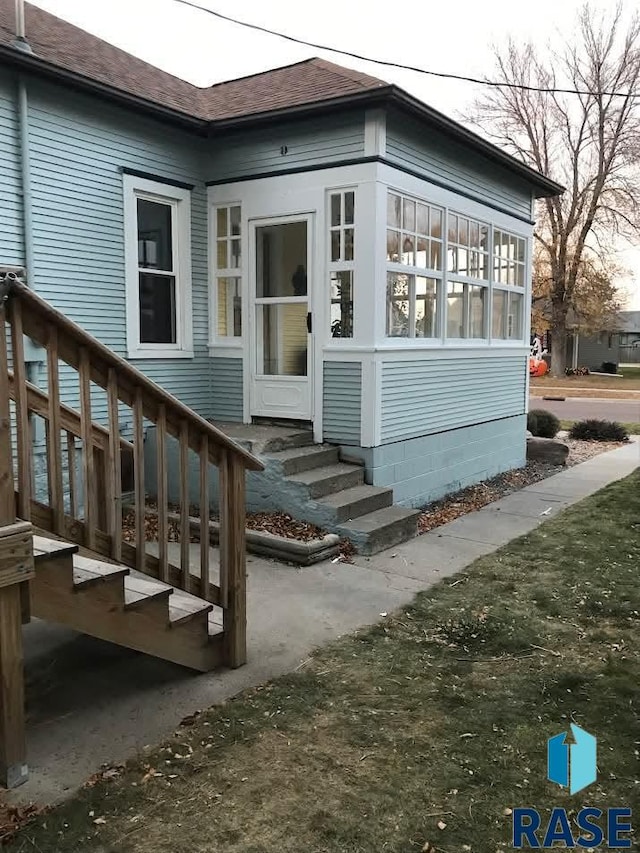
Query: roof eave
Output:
[[386, 87, 565, 198], [0, 43, 208, 133], [206, 86, 393, 132]]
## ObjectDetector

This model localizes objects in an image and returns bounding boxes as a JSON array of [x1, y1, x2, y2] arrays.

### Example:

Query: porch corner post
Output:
[[0, 297, 30, 788], [220, 452, 247, 668]]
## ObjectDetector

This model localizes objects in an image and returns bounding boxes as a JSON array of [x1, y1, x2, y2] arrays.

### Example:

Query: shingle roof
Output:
[[0, 1, 386, 120], [0, 0, 563, 196]]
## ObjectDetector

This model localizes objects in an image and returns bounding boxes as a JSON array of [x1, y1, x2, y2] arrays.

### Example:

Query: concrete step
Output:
[[317, 484, 393, 523], [287, 463, 364, 499], [337, 506, 421, 555], [269, 443, 339, 475]]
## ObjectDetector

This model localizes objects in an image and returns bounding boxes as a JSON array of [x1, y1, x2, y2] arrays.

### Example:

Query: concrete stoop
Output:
[[261, 435, 419, 556]]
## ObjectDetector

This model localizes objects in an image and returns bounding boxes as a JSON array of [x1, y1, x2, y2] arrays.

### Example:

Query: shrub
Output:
[[527, 408, 560, 438], [569, 419, 629, 442]]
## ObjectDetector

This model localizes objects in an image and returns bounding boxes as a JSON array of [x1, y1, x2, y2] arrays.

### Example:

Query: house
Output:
[[566, 310, 640, 371], [0, 1, 563, 518]]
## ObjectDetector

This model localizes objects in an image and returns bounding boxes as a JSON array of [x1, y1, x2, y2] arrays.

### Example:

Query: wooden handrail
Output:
[[6, 279, 262, 472], [2, 275, 261, 671]]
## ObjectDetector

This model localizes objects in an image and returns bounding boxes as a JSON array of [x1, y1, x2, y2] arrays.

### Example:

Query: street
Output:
[[530, 395, 640, 423]]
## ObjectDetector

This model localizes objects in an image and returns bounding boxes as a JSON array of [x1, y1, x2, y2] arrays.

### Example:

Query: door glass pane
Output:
[[259, 303, 308, 376], [139, 273, 176, 343], [256, 222, 307, 298], [137, 199, 173, 271]]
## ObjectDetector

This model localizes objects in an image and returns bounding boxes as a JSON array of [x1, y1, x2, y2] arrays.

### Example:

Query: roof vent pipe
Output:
[[13, 0, 33, 52]]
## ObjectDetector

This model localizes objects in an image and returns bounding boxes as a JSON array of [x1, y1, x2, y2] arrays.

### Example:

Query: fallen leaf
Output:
[[93, 817, 107, 825], [438, 820, 447, 830]]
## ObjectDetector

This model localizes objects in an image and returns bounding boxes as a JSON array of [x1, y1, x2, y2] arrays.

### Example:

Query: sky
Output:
[[28, 0, 640, 309]]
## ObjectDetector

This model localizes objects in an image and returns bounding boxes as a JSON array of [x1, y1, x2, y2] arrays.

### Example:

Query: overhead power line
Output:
[[171, 0, 638, 100]]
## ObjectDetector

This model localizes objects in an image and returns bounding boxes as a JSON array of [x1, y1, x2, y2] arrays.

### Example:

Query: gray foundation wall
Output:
[[341, 414, 527, 507]]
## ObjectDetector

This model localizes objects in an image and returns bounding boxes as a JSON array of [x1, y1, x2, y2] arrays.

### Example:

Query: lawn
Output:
[[531, 367, 640, 396], [7, 472, 640, 853]]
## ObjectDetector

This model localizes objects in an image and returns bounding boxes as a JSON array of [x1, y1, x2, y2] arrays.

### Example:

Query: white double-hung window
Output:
[[491, 229, 526, 340], [446, 213, 490, 340], [386, 192, 444, 339], [124, 174, 193, 358], [328, 189, 355, 338]]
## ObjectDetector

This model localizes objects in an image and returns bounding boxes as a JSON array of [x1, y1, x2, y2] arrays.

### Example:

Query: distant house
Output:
[[567, 310, 640, 371], [0, 0, 563, 509]]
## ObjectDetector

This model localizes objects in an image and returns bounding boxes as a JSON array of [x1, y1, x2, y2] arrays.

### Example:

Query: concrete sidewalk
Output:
[[15, 440, 639, 803]]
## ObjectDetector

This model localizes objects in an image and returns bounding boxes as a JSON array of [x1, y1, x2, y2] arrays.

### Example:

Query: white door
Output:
[[249, 216, 313, 420]]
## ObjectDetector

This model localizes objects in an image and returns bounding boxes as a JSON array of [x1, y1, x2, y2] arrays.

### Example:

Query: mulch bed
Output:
[[417, 438, 626, 533], [122, 504, 327, 544], [121, 438, 626, 547]]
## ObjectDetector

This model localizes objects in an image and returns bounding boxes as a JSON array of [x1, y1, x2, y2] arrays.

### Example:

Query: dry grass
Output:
[[531, 368, 640, 398], [7, 472, 640, 853]]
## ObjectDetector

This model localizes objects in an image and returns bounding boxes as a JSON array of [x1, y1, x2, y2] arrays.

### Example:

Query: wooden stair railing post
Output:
[[0, 296, 32, 788], [220, 451, 247, 668]]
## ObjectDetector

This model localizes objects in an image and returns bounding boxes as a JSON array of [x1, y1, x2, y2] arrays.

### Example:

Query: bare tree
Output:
[[475, 4, 640, 375]]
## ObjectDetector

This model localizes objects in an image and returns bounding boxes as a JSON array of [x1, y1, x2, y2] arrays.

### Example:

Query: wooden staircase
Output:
[[0, 271, 263, 787], [32, 535, 223, 672]]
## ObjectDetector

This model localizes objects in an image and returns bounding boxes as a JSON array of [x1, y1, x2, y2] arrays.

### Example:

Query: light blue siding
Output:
[[385, 110, 532, 220], [323, 362, 362, 445], [24, 80, 211, 421], [207, 113, 366, 182], [380, 355, 527, 444], [0, 73, 24, 266], [210, 358, 243, 422]]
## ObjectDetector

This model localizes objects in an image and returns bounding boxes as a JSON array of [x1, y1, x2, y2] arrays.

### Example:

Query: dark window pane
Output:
[[331, 231, 341, 262], [344, 192, 355, 225], [331, 194, 341, 227], [230, 206, 241, 236], [139, 273, 176, 343], [137, 199, 173, 271], [344, 228, 354, 261], [256, 222, 307, 297]]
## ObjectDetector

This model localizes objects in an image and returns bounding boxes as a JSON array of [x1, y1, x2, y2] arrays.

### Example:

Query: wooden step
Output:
[[33, 535, 78, 564], [30, 535, 222, 672]]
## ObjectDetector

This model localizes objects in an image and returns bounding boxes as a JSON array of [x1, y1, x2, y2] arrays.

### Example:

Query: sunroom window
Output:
[[328, 190, 354, 338], [386, 192, 443, 338], [214, 205, 242, 338], [446, 212, 490, 339], [124, 174, 192, 359], [492, 229, 526, 339]]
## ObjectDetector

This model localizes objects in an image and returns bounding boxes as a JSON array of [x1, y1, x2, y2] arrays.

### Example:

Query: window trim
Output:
[[210, 202, 244, 347], [327, 188, 356, 341], [123, 174, 193, 359]]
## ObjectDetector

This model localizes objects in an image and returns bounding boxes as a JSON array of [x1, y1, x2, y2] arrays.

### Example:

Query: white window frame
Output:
[[385, 191, 444, 341], [210, 203, 244, 346], [123, 174, 193, 359], [327, 188, 356, 340]]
